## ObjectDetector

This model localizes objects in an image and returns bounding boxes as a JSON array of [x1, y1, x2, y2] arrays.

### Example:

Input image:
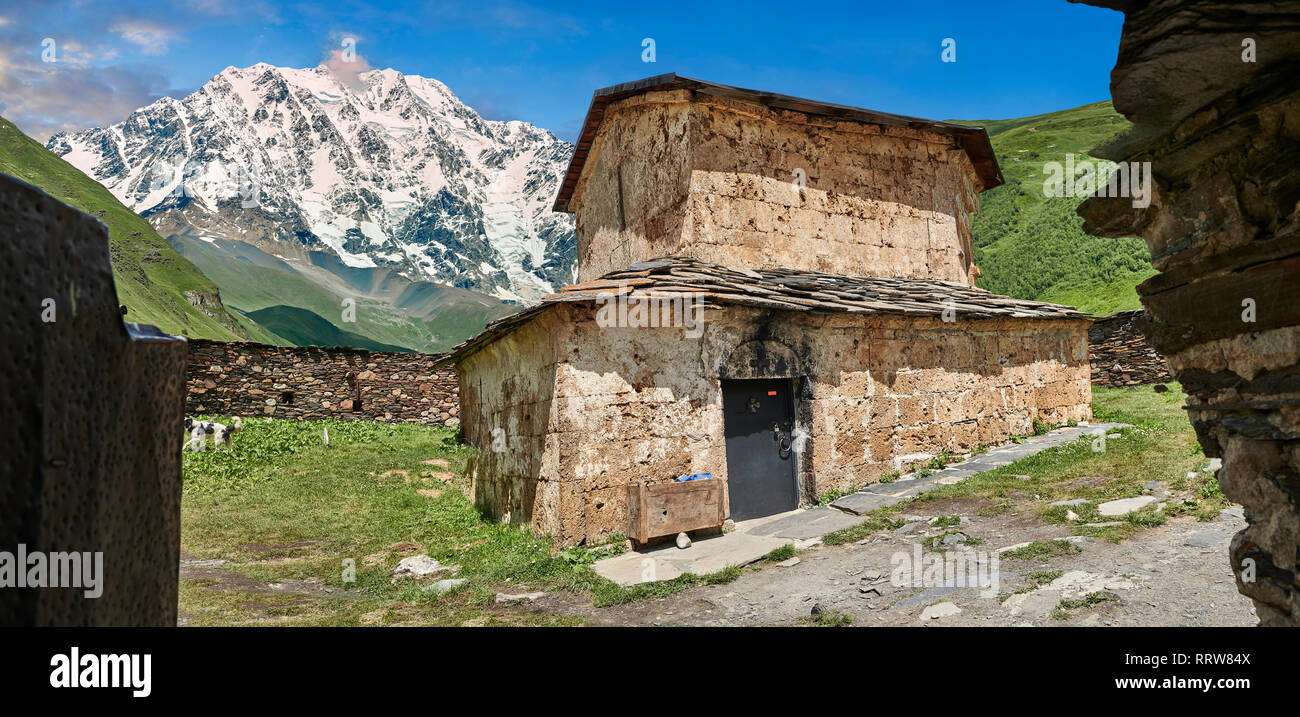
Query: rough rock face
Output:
[[1075, 0, 1300, 625], [47, 64, 575, 302], [1088, 310, 1173, 386]]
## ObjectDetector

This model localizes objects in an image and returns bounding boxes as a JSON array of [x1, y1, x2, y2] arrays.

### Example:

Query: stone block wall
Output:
[[1088, 310, 1172, 387], [457, 303, 1091, 545], [805, 315, 1091, 497], [572, 90, 692, 278], [186, 340, 459, 426], [457, 310, 564, 528], [681, 96, 980, 285], [572, 91, 981, 285]]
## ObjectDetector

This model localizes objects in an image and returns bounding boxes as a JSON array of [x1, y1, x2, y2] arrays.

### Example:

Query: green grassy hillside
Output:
[[242, 305, 414, 353], [170, 232, 513, 353], [957, 101, 1156, 315], [0, 116, 276, 341]]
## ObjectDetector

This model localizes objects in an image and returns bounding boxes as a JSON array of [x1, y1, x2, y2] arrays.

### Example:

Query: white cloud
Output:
[[185, 0, 280, 22], [491, 1, 586, 36], [322, 35, 372, 90], [0, 49, 171, 141], [109, 19, 177, 55], [185, 0, 228, 12]]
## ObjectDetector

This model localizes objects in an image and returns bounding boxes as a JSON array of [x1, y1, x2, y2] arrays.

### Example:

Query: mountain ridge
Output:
[[241, 304, 415, 353], [48, 62, 576, 304], [168, 228, 514, 353], [0, 114, 281, 342]]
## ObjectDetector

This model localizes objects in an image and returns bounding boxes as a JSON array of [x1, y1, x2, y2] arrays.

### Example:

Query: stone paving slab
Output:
[[593, 532, 790, 587], [1098, 495, 1157, 516], [859, 481, 919, 496], [595, 423, 1128, 587], [745, 506, 867, 540], [831, 423, 1127, 516], [826, 490, 915, 515]]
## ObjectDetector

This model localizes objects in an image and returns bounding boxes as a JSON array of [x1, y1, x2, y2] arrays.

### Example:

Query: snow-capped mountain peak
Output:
[[48, 63, 576, 301]]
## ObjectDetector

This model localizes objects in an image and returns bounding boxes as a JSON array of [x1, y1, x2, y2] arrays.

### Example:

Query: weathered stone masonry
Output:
[[459, 298, 1090, 545], [454, 74, 1092, 546], [185, 340, 459, 426], [572, 88, 987, 287], [1088, 310, 1173, 387]]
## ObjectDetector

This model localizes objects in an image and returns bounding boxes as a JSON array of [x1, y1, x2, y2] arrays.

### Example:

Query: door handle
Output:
[[773, 424, 793, 458]]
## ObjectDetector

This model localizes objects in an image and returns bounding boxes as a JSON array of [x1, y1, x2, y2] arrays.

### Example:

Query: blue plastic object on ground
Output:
[[675, 473, 713, 482]]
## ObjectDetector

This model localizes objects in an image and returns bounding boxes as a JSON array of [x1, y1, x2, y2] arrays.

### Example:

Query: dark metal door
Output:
[[722, 378, 798, 521]]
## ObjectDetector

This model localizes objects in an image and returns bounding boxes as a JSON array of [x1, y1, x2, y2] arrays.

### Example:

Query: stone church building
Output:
[[440, 74, 1092, 546]]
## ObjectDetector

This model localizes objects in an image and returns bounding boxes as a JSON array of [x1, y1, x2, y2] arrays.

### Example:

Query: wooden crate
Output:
[[627, 479, 725, 543]]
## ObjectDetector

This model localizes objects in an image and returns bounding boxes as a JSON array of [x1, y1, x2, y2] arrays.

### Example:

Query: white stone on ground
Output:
[[1045, 570, 1136, 599], [424, 578, 467, 596], [1003, 590, 1060, 618], [391, 555, 458, 582], [920, 602, 961, 620], [1098, 496, 1157, 517], [495, 591, 546, 603]]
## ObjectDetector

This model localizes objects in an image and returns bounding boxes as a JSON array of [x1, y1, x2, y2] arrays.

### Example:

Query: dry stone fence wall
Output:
[[186, 340, 460, 426], [1088, 310, 1173, 387]]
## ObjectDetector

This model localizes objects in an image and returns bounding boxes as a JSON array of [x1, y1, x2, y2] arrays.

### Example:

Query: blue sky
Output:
[[0, 0, 1124, 141]]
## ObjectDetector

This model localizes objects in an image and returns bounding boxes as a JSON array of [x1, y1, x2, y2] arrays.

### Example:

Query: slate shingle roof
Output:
[[437, 257, 1090, 366]]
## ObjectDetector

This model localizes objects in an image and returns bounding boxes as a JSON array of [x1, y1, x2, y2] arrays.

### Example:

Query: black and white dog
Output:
[[184, 416, 243, 452]]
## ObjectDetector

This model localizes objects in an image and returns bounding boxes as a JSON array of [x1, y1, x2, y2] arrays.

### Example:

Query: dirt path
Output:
[[526, 499, 1257, 627], [176, 502, 1255, 627]]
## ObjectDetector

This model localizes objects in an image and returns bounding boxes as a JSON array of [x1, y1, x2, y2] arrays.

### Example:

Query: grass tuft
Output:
[[999, 539, 1082, 561], [762, 544, 797, 562]]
